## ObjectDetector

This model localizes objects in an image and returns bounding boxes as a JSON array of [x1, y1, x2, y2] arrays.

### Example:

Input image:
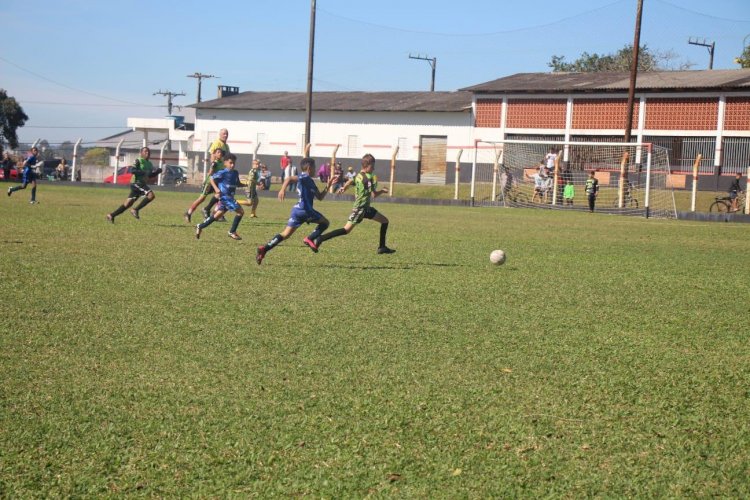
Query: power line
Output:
[[24, 125, 125, 129], [654, 0, 750, 23], [0, 55, 153, 107], [318, 0, 629, 37], [21, 100, 161, 108]]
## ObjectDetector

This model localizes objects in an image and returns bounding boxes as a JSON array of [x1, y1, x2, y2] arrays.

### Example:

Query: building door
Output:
[[419, 136, 447, 184]]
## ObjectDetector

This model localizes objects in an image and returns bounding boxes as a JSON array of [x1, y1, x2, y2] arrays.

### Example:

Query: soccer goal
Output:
[[470, 139, 676, 218]]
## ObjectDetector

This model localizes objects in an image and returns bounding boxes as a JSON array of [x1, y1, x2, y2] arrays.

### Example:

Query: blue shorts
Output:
[[729, 191, 738, 200], [287, 206, 323, 228], [218, 196, 240, 212]]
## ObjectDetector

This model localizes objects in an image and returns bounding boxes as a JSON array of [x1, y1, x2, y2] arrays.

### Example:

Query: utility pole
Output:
[[186, 72, 218, 103], [305, 0, 317, 148], [688, 37, 716, 70], [409, 54, 437, 91], [153, 90, 186, 115], [624, 0, 643, 143]]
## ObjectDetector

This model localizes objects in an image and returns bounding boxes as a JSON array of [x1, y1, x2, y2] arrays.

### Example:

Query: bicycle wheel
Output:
[[710, 200, 729, 213]]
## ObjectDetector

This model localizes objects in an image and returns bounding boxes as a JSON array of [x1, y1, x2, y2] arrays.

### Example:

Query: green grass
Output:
[[1, 183, 749, 497]]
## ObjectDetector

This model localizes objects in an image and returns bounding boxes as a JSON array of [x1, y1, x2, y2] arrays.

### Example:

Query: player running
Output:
[[255, 157, 338, 265], [237, 159, 261, 218], [195, 153, 245, 240], [185, 147, 225, 223], [105, 147, 162, 223], [7, 146, 39, 204], [313, 153, 395, 254]]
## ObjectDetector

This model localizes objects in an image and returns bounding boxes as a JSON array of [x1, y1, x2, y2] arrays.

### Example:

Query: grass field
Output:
[[1, 183, 749, 497]]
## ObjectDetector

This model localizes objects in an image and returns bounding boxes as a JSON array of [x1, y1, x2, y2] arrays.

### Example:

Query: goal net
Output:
[[470, 139, 676, 218]]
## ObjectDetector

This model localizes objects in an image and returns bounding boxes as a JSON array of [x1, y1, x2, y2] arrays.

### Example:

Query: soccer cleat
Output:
[[106, 214, 114, 223], [29, 200, 37, 204], [377, 246, 396, 254], [228, 232, 242, 240], [7, 187, 12, 197], [201, 208, 209, 219], [249, 213, 258, 218], [195, 224, 202, 239], [256, 246, 266, 265], [302, 237, 319, 253], [130, 209, 140, 219], [184, 211, 192, 223]]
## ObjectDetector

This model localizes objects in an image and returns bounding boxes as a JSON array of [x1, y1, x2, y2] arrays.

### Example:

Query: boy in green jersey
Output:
[[314, 153, 394, 254], [237, 159, 261, 217], [106, 147, 162, 223], [563, 180, 575, 206]]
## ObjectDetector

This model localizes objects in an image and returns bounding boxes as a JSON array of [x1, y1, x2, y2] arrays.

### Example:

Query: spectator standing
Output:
[[1, 152, 14, 181], [286, 161, 298, 192], [258, 163, 271, 190], [331, 162, 344, 192], [317, 162, 330, 184], [728, 172, 744, 212], [563, 179, 575, 206], [585, 171, 599, 212], [280, 151, 290, 184], [345, 166, 356, 182]]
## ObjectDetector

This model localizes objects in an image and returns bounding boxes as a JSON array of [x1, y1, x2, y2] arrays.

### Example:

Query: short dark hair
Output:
[[225, 153, 237, 162], [361, 154, 375, 168], [300, 157, 315, 172]]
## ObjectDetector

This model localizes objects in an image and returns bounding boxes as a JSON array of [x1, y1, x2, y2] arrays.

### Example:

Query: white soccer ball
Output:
[[490, 249, 506, 265]]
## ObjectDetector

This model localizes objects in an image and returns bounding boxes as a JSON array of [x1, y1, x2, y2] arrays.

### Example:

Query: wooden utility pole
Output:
[[153, 90, 186, 115], [187, 72, 217, 103], [624, 0, 644, 143], [409, 54, 437, 91], [305, 0, 317, 148]]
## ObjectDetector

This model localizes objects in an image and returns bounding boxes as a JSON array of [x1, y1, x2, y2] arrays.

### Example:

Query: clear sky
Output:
[[2, 0, 749, 145]]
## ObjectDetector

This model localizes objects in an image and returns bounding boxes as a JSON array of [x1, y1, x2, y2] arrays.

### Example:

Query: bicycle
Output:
[[612, 189, 639, 208], [710, 194, 745, 213]]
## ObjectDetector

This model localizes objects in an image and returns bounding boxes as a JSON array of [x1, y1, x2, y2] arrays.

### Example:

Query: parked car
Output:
[[104, 167, 158, 184], [0, 166, 19, 181], [162, 165, 188, 185]]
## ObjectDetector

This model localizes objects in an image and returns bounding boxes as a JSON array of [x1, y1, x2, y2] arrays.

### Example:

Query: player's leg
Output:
[[8, 180, 27, 196], [107, 188, 138, 223], [370, 210, 394, 254], [132, 189, 155, 217], [29, 179, 37, 203], [257, 215, 299, 264], [302, 212, 329, 253], [228, 203, 244, 240], [205, 193, 219, 218], [186, 193, 207, 222]]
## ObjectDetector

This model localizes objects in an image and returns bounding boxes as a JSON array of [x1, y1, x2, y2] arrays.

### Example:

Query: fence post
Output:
[[745, 166, 750, 215], [158, 140, 168, 186], [389, 145, 398, 197], [454, 149, 463, 200], [691, 154, 702, 212], [71, 138, 82, 182], [114, 138, 124, 184]]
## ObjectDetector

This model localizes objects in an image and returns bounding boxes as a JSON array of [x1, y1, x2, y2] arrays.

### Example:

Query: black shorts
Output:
[[201, 181, 215, 196], [128, 182, 152, 200], [347, 205, 378, 225]]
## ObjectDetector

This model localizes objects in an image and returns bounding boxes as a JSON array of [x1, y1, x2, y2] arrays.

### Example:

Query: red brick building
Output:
[[464, 69, 750, 183]]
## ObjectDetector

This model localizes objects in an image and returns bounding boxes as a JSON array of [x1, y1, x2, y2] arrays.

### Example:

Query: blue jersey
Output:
[[292, 172, 321, 213], [22, 154, 37, 174], [211, 168, 241, 197]]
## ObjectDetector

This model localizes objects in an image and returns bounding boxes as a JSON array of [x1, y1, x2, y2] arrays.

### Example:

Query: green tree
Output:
[[549, 45, 691, 72], [0, 89, 28, 150], [83, 147, 110, 167], [735, 45, 750, 68]]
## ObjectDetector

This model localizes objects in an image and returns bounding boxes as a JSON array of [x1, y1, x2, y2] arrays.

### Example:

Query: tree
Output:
[[548, 45, 692, 72], [735, 45, 750, 68], [83, 147, 110, 167], [0, 89, 28, 150]]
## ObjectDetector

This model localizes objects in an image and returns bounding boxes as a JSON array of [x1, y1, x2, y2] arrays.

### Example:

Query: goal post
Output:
[[470, 139, 676, 218]]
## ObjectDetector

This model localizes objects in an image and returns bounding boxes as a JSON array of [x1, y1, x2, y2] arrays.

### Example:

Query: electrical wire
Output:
[[653, 0, 750, 23]]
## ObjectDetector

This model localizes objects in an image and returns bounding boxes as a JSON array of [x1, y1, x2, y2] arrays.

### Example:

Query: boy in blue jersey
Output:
[[8, 147, 39, 203], [256, 157, 338, 265], [195, 153, 246, 240]]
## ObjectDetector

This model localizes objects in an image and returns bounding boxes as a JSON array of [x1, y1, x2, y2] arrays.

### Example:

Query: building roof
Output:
[[462, 69, 750, 94], [192, 91, 473, 112], [93, 129, 169, 150]]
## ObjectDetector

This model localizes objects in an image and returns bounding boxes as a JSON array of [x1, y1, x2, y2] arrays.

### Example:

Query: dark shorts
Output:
[[729, 191, 739, 200], [128, 182, 152, 200], [201, 181, 215, 196], [21, 170, 36, 184], [347, 205, 378, 225]]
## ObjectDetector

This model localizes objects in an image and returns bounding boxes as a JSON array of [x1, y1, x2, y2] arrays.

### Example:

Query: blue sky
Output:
[[2, 0, 749, 144]]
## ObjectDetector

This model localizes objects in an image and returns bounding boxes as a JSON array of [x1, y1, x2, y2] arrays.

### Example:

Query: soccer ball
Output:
[[490, 249, 506, 265]]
